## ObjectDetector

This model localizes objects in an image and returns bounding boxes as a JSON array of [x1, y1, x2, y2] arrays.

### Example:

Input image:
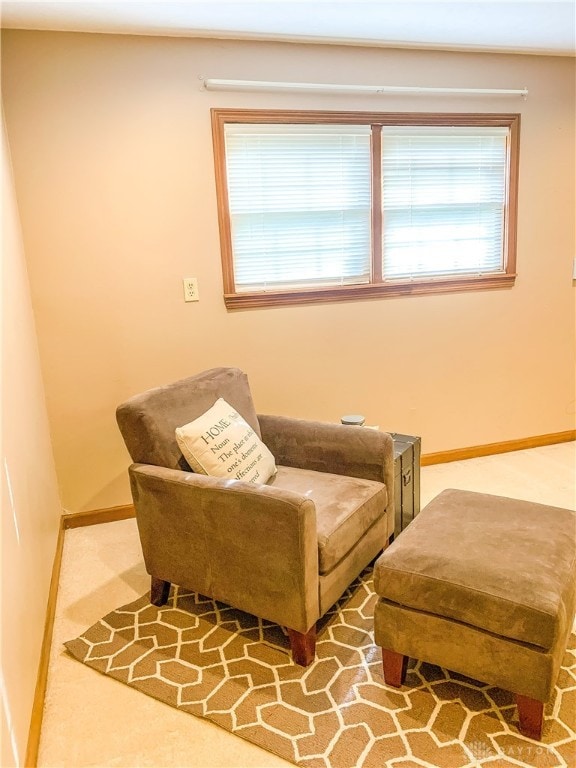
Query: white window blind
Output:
[[224, 124, 372, 291], [381, 126, 509, 280]]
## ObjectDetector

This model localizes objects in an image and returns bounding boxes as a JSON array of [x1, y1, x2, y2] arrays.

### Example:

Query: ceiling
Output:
[[1, 1, 575, 56]]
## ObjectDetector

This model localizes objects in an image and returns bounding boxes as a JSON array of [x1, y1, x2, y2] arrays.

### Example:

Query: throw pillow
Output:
[[175, 398, 276, 484]]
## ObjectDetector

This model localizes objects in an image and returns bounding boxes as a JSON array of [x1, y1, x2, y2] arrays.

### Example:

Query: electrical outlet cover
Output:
[[183, 277, 199, 302]]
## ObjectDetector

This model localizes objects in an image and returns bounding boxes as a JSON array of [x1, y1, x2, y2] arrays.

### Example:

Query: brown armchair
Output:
[[116, 367, 394, 665]]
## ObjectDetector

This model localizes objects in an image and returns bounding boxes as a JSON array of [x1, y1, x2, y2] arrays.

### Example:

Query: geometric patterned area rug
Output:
[[65, 570, 576, 768]]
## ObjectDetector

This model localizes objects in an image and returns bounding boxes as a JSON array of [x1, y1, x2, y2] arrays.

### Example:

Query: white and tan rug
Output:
[[65, 570, 576, 768]]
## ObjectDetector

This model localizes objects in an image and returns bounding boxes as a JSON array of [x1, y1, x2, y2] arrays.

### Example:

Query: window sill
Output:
[[224, 273, 517, 309]]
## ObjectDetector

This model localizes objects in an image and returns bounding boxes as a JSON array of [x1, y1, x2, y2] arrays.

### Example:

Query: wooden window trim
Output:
[[211, 109, 520, 310], [371, 124, 383, 284]]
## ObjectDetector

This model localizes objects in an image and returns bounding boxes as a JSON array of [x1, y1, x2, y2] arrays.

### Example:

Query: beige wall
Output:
[[1, 31, 575, 513], [1, 114, 62, 766]]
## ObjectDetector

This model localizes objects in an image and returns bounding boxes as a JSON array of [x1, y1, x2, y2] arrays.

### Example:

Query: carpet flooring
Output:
[[65, 570, 576, 768]]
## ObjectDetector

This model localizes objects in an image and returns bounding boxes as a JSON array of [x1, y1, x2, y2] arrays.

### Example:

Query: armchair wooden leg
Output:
[[382, 648, 408, 688], [150, 577, 171, 606], [516, 694, 544, 740], [287, 625, 317, 667]]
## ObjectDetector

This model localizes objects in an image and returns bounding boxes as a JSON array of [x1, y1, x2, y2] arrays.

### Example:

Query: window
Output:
[[212, 110, 519, 308]]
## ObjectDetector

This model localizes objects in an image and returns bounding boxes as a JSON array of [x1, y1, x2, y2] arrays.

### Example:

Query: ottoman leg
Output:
[[382, 649, 408, 688], [516, 694, 544, 740]]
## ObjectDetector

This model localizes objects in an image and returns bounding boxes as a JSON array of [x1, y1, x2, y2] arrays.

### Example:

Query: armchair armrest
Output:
[[258, 414, 394, 490], [129, 464, 319, 633]]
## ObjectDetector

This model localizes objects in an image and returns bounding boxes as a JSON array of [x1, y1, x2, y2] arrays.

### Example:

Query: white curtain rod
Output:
[[202, 78, 528, 98]]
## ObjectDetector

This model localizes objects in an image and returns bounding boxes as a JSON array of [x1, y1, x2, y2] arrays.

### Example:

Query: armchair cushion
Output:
[[116, 367, 261, 470], [176, 398, 276, 483], [268, 466, 387, 574]]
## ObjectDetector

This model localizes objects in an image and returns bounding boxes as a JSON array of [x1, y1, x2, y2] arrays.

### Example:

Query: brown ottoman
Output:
[[373, 488, 576, 740]]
